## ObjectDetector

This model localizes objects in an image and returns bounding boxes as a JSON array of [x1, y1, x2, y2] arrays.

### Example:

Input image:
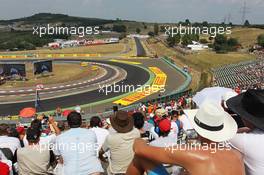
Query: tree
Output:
[[181, 35, 192, 46], [181, 34, 199, 46], [174, 34, 181, 44], [167, 35, 176, 47], [202, 21, 209, 27], [148, 31, 155, 37], [136, 28, 141, 34], [113, 25, 127, 33], [244, 20, 250, 27], [214, 34, 228, 53], [185, 19, 191, 26], [166, 34, 181, 47], [257, 34, 264, 47], [119, 32, 127, 40], [227, 38, 239, 51], [154, 23, 159, 35], [213, 34, 240, 53]]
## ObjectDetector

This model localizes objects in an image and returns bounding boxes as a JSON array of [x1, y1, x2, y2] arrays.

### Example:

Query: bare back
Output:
[[186, 149, 245, 175]]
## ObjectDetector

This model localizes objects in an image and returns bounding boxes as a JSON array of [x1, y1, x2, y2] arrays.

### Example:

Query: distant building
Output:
[[127, 34, 150, 39], [187, 41, 208, 51]]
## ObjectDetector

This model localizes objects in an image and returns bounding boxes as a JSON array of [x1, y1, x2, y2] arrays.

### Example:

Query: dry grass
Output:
[[230, 27, 264, 47], [184, 51, 255, 70], [1, 63, 101, 89], [146, 38, 256, 90], [0, 43, 126, 55], [122, 38, 137, 56]]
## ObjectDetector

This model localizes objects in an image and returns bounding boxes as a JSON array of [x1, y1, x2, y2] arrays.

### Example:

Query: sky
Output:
[[0, 0, 263, 24]]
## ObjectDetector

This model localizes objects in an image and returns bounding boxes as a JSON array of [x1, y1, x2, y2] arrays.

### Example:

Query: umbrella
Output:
[[62, 110, 74, 117], [193, 87, 234, 107], [19, 107, 36, 118]]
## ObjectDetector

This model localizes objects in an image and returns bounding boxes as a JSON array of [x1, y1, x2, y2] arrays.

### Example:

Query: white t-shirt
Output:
[[230, 129, 264, 175], [90, 127, 109, 153], [55, 128, 103, 175], [23, 133, 57, 147], [170, 121, 179, 136], [179, 114, 193, 131], [0, 136, 21, 154]]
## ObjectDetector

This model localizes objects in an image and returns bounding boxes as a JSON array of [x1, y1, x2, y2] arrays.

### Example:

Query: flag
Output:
[[35, 90, 41, 110]]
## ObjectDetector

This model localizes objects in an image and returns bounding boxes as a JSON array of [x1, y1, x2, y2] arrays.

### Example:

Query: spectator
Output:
[[170, 110, 183, 136], [16, 126, 26, 147], [149, 108, 167, 140], [227, 89, 264, 175], [90, 116, 109, 155], [127, 101, 244, 175], [99, 111, 140, 174], [150, 118, 177, 147], [75, 105, 82, 114], [0, 124, 20, 154], [55, 111, 103, 175], [0, 150, 12, 175], [178, 109, 193, 131], [24, 116, 61, 147], [14, 127, 56, 175], [133, 112, 149, 140]]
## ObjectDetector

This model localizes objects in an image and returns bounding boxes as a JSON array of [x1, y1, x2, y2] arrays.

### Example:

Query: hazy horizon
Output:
[[0, 0, 263, 24]]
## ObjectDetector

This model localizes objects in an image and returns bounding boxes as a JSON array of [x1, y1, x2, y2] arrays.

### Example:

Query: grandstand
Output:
[[213, 59, 264, 89]]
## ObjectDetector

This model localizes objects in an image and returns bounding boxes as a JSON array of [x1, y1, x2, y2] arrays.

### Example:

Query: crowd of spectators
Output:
[[213, 57, 264, 90], [0, 89, 263, 175]]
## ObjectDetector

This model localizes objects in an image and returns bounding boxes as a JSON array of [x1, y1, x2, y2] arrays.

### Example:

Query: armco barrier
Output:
[[161, 56, 192, 94]]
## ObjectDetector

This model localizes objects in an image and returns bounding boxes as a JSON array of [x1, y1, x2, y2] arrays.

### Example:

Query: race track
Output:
[[0, 59, 150, 116], [134, 37, 146, 57]]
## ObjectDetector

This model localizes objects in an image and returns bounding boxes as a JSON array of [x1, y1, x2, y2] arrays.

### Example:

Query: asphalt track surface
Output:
[[0, 62, 118, 96], [134, 37, 146, 57], [0, 59, 150, 116]]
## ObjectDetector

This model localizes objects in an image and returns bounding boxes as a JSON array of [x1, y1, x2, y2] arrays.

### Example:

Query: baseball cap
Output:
[[158, 119, 171, 132]]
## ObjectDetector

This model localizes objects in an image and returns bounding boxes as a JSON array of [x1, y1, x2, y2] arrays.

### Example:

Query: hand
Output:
[[237, 127, 251, 133], [48, 116, 55, 124], [37, 115, 44, 120]]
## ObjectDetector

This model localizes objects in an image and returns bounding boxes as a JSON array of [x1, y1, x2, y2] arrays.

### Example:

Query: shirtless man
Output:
[[126, 101, 245, 175]]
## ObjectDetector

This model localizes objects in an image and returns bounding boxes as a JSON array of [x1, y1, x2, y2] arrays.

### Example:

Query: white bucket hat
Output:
[[184, 100, 237, 142]]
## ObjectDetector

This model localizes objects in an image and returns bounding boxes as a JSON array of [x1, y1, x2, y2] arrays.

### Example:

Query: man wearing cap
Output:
[[227, 89, 264, 175], [149, 108, 167, 140], [150, 118, 177, 147], [99, 111, 140, 174], [126, 100, 245, 175]]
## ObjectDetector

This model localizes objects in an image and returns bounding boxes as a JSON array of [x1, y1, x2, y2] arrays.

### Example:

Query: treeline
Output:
[[164, 33, 240, 53], [0, 31, 69, 51], [0, 13, 114, 26]]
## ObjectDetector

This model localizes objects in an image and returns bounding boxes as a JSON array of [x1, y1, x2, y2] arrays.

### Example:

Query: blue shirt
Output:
[[55, 128, 103, 175]]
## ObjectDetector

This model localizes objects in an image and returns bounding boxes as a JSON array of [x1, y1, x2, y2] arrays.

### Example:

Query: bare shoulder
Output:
[[185, 149, 245, 175]]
